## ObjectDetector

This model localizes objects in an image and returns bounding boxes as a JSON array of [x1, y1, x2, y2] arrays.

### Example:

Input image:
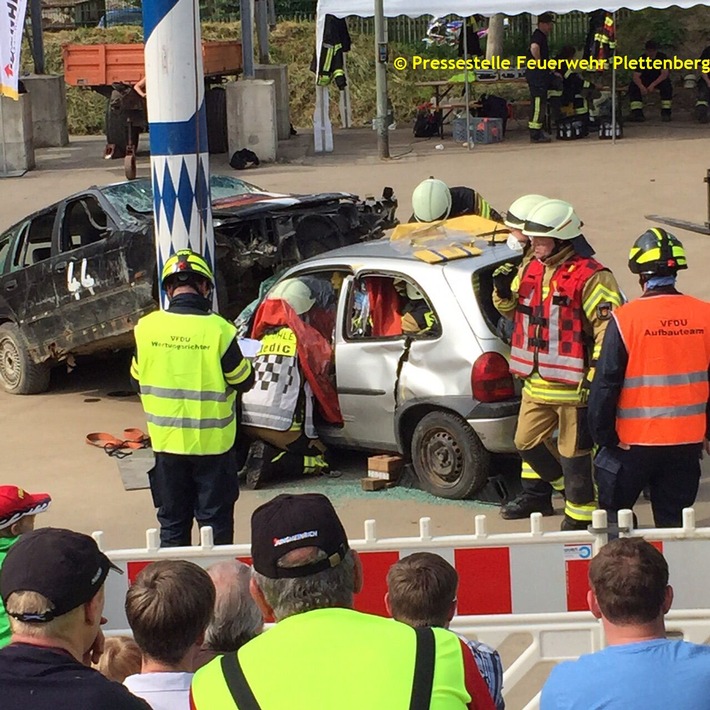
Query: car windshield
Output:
[[100, 176, 262, 224]]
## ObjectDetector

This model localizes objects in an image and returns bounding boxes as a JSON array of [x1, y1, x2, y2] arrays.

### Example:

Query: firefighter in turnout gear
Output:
[[493, 195, 566, 509], [526, 13, 556, 143], [500, 199, 623, 530], [130, 249, 255, 547], [409, 177, 503, 223], [241, 279, 341, 489], [627, 40, 673, 122], [589, 229, 710, 527]]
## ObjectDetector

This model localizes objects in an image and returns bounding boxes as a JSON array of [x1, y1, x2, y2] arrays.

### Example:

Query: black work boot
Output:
[[696, 105, 709, 124], [560, 516, 589, 531], [501, 494, 554, 519], [530, 129, 552, 144], [628, 109, 645, 123], [661, 109, 672, 122], [243, 441, 267, 490]]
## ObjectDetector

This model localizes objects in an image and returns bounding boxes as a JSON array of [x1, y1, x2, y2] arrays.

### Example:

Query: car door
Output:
[[47, 193, 156, 357], [330, 272, 411, 451], [1, 208, 62, 359]]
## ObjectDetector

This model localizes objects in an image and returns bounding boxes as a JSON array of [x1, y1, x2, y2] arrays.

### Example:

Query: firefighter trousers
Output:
[[628, 78, 673, 113], [149, 449, 239, 547], [595, 443, 702, 528], [527, 79, 549, 131], [514, 393, 596, 523]]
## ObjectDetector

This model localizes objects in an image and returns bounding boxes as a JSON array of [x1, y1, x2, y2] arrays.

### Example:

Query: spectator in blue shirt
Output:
[[385, 552, 504, 710], [541, 537, 710, 710]]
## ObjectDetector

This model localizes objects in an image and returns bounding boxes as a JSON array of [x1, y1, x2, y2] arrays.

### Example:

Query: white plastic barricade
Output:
[[97, 511, 608, 635], [94, 508, 710, 710]]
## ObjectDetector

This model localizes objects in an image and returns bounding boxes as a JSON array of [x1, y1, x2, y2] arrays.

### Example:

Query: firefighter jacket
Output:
[[241, 326, 317, 438], [562, 69, 594, 116], [588, 288, 710, 448], [130, 293, 254, 455], [584, 11, 616, 63], [311, 15, 351, 90], [509, 245, 622, 404]]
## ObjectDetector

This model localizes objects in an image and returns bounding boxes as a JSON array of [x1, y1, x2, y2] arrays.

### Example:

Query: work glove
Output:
[[493, 262, 516, 300], [577, 369, 594, 405]]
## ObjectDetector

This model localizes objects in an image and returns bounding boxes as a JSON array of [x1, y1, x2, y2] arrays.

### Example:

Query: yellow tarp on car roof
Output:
[[390, 215, 508, 264]]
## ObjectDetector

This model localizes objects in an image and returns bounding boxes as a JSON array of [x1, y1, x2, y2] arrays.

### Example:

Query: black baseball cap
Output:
[[251, 493, 349, 579], [538, 12, 556, 23], [0, 528, 122, 622]]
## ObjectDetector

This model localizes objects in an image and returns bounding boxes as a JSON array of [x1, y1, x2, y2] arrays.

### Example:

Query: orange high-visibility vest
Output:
[[614, 294, 710, 445]]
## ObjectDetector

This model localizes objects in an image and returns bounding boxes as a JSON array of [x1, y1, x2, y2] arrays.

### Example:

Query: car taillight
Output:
[[472, 352, 515, 403]]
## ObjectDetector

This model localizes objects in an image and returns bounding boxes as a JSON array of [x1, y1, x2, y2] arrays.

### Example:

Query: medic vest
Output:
[[510, 255, 604, 386], [241, 327, 316, 437], [614, 294, 710, 445]]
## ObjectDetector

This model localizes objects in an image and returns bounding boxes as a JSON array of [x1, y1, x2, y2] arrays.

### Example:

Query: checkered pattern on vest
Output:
[[253, 354, 297, 394]]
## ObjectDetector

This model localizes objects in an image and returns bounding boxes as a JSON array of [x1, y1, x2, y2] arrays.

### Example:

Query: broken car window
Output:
[[0, 224, 24, 275], [15, 210, 56, 268], [61, 197, 109, 250]]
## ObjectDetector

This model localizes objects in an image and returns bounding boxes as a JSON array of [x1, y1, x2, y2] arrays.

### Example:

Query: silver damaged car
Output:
[[259, 234, 521, 500]]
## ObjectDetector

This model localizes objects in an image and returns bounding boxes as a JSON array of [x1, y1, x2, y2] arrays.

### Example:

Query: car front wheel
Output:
[[0, 323, 51, 395], [411, 410, 490, 499]]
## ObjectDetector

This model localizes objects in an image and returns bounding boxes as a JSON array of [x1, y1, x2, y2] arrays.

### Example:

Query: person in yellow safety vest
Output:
[[189, 493, 498, 710], [500, 199, 623, 530], [589, 229, 710, 528], [240, 280, 331, 490], [493, 195, 566, 514], [409, 177, 503, 224], [130, 249, 254, 547]]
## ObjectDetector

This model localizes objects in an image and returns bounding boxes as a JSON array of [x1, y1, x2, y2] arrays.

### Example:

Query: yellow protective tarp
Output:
[[390, 216, 508, 264], [391, 214, 507, 242]]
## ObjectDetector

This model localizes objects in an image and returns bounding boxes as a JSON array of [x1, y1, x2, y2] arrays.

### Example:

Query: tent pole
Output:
[[464, 17, 472, 150], [611, 11, 617, 145], [374, 0, 390, 159]]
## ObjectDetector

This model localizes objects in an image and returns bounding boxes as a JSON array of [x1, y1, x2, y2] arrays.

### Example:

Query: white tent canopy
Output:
[[317, 0, 701, 20]]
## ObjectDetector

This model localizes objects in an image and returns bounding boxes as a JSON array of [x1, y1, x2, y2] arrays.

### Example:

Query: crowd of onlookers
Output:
[[1, 485, 710, 709]]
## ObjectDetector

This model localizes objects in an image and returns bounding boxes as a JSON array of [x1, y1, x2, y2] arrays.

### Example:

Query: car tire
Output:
[[0, 323, 51, 395], [411, 410, 490, 499]]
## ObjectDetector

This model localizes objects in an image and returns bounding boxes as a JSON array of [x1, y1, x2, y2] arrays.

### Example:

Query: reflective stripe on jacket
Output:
[[614, 294, 710, 445], [190, 608, 474, 710], [133, 310, 243, 455], [511, 254, 604, 385]]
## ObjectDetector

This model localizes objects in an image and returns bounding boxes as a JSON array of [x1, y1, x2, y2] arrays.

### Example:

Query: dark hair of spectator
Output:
[[125, 560, 215, 665], [589, 538, 668, 625], [386, 552, 458, 628], [645, 39, 658, 50], [556, 45, 577, 61]]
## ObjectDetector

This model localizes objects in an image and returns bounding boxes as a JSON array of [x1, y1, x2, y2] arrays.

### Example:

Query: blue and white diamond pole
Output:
[[143, 0, 214, 308]]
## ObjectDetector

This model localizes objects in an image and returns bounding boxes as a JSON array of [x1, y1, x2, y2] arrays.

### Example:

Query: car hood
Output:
[[212, 191, 358, 218]]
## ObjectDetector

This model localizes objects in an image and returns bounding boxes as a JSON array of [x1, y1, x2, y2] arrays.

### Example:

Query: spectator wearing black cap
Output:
[[190, 493, 496, 710], [0, 528, 149, 710]]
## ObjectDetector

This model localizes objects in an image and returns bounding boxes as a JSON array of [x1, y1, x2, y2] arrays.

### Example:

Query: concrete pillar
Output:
[[21, 75, 69, 148], [254, 63, 290, 140], [225, 79, 277, 162], [0, 93, 35, 175]]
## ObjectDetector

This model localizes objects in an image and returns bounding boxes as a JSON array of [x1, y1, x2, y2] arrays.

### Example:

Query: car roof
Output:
[[301, 235, 513, 270]]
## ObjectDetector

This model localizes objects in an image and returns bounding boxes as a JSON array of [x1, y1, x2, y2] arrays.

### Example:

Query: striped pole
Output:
[[142, 0, 214, 307]]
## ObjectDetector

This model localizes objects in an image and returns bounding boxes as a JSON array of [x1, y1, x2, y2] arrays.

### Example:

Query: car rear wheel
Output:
[[0, 323, 51, 395], [411, 410, 490, 499]]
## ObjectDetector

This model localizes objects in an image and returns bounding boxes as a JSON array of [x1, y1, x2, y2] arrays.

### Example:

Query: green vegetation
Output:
[[22, 8, 710, 136]]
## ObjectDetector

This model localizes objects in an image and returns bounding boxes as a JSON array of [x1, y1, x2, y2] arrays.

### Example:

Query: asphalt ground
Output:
[[4, 121, 710, 546]]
